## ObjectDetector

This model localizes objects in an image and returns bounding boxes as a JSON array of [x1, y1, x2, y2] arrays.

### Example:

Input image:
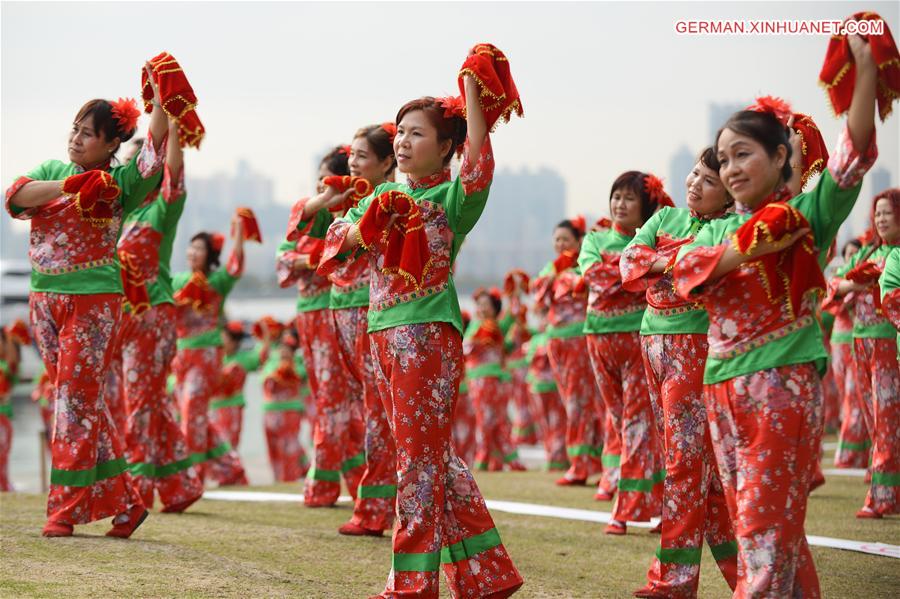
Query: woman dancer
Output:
[[317, 58, 523, 597], [294, 124, 399, 533], [172, 218, 249, 486], [830, 188, 900, 518], [277, 146, 365, 507], [621, 150, 737, 596], [672, 35, 878, 594], [6, 84, 167, 537], [464, 288, 524, 471], [261, 330, 308, 482], [212, 319, 272, 449], [118, 118, 204, 512], [580, 174, 667, 535], [532, 218, 606, 487], [829, 239, 872, 468]]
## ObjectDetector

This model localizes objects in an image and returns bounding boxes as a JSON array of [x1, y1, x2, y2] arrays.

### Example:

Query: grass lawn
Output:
[[1, 463, 898, 598]]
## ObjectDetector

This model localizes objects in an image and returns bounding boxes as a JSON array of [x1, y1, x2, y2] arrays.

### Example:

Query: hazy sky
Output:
[[2, 1, 898, 221]]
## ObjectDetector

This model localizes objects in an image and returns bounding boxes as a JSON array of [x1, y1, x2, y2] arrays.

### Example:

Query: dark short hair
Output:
[[474, 289, 502, 318], [320, 146, 350, 176], [716, 110, 793, 183], [354, 124, 397, 177], [74, 99, 137, 152], [555, 219, 583, 241], [190, 232, 221, 272], [609, 171, 656, 223]]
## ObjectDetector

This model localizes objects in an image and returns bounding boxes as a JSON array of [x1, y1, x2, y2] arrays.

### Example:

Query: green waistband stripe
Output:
[[656, 545, 702, 565], [619, 469, 666, 492], [308, 467, 341, 482], [207, 442, 232, 461], [838, 439, 872, 452], [710, 540, 738, 561], [210, 395, 246, 410], [393, 550, 441, 572], [342, 452, 366, 472], [441, 528, 503, 564], [871, 471, 900, 486], [567, 445, 602, 458], [262, 400, 305, 413], [602, 453, 621, 468], [358, 484, 397, 498], [51, 457, 128, 487]]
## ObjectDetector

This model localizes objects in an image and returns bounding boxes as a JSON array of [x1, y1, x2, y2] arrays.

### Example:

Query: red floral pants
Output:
[[853, 337, 900, 515], [640, 333, 737, 597], [832, 341, 870, 468], [334, 306, 396, 531], [509, 367, 539, 445], [453, 387, 477, 466], [470, 377, 519, 470], [30, 292, 143, 525], [296, 309, 364, 506], [548, 335, 604, 481], [588, 332, 662, 521], [531, 389, 569, 470], [263, 406, 307, 482], [706, 363, 822, 598], [121, 304, 203, 509], [369, 322, 523, 598], [172, 346, 247, 486], [210, 405, 243, 449]]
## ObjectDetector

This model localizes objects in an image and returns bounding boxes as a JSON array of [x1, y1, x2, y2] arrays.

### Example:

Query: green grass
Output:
[[1, 464, 898, 598]]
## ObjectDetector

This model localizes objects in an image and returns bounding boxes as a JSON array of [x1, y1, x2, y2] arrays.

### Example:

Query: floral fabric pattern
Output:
[[121, 304, 203, 508], [369, 322, 521, 598], [705, 364, 823, 598]]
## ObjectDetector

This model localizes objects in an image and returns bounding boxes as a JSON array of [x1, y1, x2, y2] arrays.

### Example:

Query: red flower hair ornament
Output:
[[569, 215, 586, 236], [381, 122, 397, 142], [437, 95, 466, 119], [644, 174, 674, 208], [110, 97, 141, 135], [210, 232, 225, 253], [746, 95, 793, 126]]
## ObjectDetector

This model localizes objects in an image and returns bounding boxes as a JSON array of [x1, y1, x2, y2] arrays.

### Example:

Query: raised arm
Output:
[[144, 64, 169, 153], [846, 34, 877, 153], [463, 74, 487, 166], [165, 118, 183, 180]]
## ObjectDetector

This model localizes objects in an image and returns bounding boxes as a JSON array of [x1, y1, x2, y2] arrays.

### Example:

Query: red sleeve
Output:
[[882, 288, 900, 331], [459, 136, 494, 196], [5, 176, 39, 219], [673, 244, 728, 301], [316, 219, 356, 278], [827, 122, 878, 190], [620, 244, 665, 293], [161, 164, 186, 204]]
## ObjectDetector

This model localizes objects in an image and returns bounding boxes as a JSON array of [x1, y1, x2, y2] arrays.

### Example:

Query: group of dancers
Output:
[[2, 11, 899, 598]]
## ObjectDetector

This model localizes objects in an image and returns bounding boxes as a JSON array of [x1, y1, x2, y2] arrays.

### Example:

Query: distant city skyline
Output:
[[2, 2, 897, 222]]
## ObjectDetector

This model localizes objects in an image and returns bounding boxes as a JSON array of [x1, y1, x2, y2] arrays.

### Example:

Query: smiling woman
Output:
[[313, 44, 525, 598], [672, 31, 881, 598], [4, 67, 169, 539]]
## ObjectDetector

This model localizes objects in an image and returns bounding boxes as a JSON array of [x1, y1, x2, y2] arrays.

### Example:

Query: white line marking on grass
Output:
[[823, 468, 867, 478], [202, 490, 354, 503], [201, 490, 899, 559]]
